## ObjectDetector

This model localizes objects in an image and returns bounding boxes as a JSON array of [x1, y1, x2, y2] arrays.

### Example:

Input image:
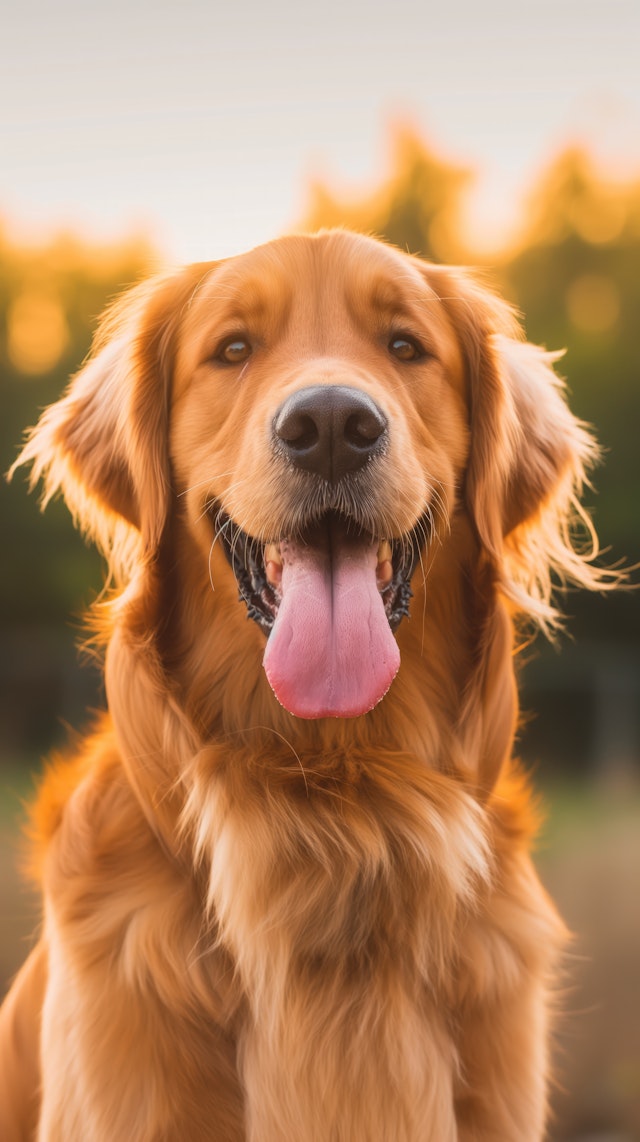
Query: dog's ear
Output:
[[467, 327, 597, 550], [10, 267, 201, 566], [431, 269, 609, 629]]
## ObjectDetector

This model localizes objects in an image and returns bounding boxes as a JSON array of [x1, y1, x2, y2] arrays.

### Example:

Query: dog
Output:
[[0, 230, 610, 1140]]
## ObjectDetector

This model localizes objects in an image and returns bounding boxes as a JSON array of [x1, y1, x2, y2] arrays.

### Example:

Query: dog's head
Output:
[[13, 231, 603, 721]]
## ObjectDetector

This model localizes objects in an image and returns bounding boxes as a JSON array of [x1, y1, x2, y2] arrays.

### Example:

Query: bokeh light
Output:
[[7, 290, 69, 375]]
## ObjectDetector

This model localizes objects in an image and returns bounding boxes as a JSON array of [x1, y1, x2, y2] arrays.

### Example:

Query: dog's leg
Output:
[[26, 748, 246, 1142], [456, 978, 555, 1141], [0, 940, 47, 1141], [453, 856, 565, 1141], [34, 914, 246, 1141]]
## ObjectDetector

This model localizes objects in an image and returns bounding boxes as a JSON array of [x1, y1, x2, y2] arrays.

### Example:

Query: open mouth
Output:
[[214, 509, 426, 636], [211, 508, 430, 719]]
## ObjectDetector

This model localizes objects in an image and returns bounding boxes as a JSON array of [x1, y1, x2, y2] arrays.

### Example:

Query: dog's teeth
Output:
[[376, 540, 393, 590], [377, 540, 392, 563], [265, 543, 283, 587], [265, 543, 282, 565]]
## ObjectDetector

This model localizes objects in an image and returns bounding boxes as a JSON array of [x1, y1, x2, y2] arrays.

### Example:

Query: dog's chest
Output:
[[195, 772, 490, 1141]]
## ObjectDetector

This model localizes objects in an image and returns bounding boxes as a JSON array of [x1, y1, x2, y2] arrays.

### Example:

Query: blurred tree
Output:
[[498, 148, 640, 614], [0, 230, 155, 752], [1, 133, 638, 759], [300, 130, 640, 780], [302, 125, 471, 262], [302, 135, 639, 633], [1, 230, 155, 623]]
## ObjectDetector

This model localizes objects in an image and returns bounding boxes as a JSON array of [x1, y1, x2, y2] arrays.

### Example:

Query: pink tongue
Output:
[[263, 531, 400, 719]]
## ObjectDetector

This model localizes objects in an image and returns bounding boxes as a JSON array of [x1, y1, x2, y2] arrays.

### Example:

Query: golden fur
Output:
[[0, 231, 611, 1139]]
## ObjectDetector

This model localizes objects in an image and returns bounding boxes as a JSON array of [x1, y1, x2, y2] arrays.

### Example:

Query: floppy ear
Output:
[[10, 268, 197, 569], [435, 269, 609, 631]]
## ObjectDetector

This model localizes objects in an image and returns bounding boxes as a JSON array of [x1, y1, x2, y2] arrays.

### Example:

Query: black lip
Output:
[[209, 508, 430, 638]]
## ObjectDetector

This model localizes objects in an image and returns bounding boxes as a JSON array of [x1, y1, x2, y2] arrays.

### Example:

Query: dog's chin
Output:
[[210, 506, 430, 720]]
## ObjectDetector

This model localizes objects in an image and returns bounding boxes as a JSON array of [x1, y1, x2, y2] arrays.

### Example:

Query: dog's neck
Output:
[[164, 511, 506, 741], [100, 513, 523, 1137], [104, 506, 517, 855]]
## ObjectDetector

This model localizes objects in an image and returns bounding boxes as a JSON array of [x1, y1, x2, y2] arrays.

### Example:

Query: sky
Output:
[[1, 0, 639, 263]]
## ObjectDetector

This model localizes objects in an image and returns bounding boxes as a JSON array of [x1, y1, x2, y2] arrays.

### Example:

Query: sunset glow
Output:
[[2, 0, 639, 262]]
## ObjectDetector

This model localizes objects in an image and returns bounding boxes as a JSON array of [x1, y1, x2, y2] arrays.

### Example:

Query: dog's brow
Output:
[[363, 272, 437, 321], [193, 271, 292, 329]]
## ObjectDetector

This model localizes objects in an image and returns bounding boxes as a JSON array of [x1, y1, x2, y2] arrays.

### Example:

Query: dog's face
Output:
[[15, 230, 598, 726], [170, 232, 470, 718]]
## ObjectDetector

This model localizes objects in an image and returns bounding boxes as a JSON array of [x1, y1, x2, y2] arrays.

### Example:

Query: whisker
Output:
[[207, 536, 217, 595], [196, 477, 250, 525], [207, 516, 235, 594], [417, 540, 429, 655], [178, 471, 236, 498]]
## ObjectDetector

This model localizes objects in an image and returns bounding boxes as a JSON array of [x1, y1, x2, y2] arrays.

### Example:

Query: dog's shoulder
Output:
[[28, 723, 179, 936]]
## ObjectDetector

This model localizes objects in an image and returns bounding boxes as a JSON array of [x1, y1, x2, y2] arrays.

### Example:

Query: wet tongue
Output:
[[263, 526, 400, 719]]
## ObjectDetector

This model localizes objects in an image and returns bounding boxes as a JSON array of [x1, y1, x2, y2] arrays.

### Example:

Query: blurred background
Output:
[[1, 2, 639, 1138]]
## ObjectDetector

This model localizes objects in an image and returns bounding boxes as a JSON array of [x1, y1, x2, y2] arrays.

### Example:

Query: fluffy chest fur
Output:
[[1, 230, 614, 1142], [37, 722, 558, 1142]]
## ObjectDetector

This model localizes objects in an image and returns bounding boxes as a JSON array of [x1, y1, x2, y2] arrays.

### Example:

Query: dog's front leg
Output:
[[453, 854, 566, 1141], [0, 941, 47, 1142]]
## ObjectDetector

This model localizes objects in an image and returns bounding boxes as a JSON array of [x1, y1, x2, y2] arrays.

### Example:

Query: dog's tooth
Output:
[[265, 543, 283, 588], [265, 543, 282, 566], [376, 562, 393, 590], [376, 540, 393, 590], [377, 540, 392, 563]]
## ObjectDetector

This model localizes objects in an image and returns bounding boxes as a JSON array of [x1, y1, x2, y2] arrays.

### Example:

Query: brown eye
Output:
[[389, 335, 423, 362], [217, 337, 252, 365]]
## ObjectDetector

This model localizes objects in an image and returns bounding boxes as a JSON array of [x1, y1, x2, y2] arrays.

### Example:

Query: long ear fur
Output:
[[432, 268, 617, 633], [9, 268, 198, 578]]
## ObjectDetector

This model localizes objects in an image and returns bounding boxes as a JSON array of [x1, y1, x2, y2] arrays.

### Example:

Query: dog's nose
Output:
[[273, 385, 388, 483]]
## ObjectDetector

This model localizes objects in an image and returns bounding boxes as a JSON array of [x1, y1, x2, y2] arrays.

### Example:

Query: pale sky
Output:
[[2, 0, 639, 263]]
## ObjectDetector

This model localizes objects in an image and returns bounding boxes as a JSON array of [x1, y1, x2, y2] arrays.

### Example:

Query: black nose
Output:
[[273, 385, 388, 483]]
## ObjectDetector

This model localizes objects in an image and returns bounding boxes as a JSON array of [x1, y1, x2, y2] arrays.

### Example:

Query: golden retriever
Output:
[[1, 230, 610, 1140]]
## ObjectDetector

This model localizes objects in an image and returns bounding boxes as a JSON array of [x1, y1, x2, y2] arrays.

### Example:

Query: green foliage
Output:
[[303, 126, 471, 261], [1, 136, 638, 764], [498, 150, 640, 567], [1, 232, 154, 626], [302, 138, 640, 652]]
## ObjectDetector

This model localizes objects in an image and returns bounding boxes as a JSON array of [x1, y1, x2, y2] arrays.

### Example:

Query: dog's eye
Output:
[[388, 335, 424, 362], [217, 337, 252, 365]]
